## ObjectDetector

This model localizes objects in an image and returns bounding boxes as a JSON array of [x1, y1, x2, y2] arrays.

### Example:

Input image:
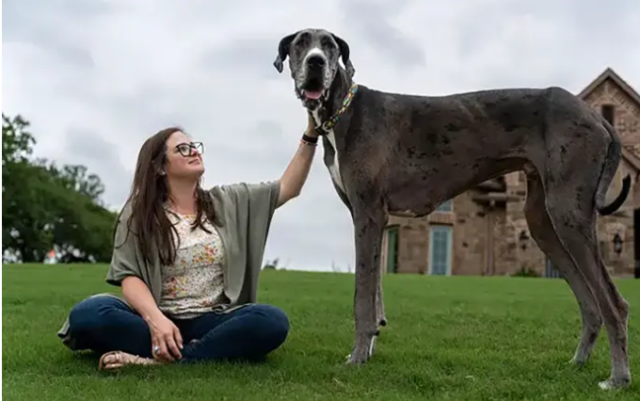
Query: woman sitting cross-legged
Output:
[[57, 115, 319, 370]]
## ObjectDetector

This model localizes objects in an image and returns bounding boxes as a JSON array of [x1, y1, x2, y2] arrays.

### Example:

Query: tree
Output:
[[2, 113, 117, 263], [2, 114, 35, 166], [263, 258, 280, 270], [45, 163, 106, 205], [2, 114, 52, 261]]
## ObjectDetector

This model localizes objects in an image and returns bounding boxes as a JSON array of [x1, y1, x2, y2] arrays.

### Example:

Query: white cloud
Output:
[[3, 0, 639, 271]]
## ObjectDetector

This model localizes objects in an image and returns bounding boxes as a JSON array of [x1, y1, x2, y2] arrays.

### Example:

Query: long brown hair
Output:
[[115, 127, 223, 267]]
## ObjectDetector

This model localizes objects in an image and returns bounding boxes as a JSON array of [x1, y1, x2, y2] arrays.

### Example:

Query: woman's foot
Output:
[[98, 351, 160, 370]]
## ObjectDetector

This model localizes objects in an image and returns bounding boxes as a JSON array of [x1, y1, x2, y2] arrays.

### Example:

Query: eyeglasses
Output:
[[175, 142, 204, 157]]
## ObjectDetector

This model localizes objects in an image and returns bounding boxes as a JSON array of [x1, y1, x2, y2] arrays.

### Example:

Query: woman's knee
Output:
[[68, 295, 128, 332], [245, 304, 290, 346]]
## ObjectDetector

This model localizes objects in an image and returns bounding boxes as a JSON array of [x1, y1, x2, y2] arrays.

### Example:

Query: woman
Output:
[[57, 114, 320, 370]]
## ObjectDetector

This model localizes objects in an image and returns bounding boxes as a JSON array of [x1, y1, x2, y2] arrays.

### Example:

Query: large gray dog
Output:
[[272, 28, 632, 390]]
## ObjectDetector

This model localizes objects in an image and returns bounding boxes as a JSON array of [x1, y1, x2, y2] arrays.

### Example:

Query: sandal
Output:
[[98, 351, 159, 370]]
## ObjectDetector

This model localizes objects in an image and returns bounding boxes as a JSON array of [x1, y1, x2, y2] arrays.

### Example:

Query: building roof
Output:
[[577, 67, 640, 106], [577, 67, 640, 172]]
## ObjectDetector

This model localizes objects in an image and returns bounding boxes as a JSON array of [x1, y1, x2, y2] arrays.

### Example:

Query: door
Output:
[[429, 225, 452, 275]]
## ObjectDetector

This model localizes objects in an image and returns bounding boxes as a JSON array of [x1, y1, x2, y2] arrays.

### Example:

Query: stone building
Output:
[[381, 67, 640, 278]]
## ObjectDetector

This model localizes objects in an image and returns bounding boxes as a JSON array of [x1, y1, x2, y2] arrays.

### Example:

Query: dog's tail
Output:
[[595, 118, 631, 216]]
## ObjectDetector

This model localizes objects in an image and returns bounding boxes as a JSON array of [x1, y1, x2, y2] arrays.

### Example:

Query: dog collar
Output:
[[315, 82, 359, 135]]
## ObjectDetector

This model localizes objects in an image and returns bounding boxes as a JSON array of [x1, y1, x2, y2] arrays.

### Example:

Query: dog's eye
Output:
[[321, 38, 334, 49]]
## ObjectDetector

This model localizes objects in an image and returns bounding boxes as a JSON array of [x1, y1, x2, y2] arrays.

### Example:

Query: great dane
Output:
[[272, 28, 632, 390]]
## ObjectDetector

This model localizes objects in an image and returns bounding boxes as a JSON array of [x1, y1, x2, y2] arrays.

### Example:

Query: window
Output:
[[601, 104, 615, 126], [429, 225, 452, 275], [385, 226, 399, 273], [545, 257, 562, 279], [436, 199, 453, 212]]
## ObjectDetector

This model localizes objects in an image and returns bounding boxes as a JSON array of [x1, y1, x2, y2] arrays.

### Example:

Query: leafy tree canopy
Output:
[[2, 113, 118, 263]]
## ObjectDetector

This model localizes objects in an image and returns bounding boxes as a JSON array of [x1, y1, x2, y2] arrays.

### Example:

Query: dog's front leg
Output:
[[376, 274, 386, 327], [346, 207, 386, 365]]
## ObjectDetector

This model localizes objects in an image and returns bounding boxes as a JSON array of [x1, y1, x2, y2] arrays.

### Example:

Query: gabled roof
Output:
[[577, 67, 640, 172], [577, 67, 640, 107]]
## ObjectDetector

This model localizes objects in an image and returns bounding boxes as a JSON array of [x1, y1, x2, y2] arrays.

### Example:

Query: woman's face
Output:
[[163, 131, 205, 180]]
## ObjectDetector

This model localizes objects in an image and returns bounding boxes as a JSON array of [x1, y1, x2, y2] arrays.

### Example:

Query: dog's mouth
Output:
[[300, 77, 326, 101], [303, 89, 324, 100]]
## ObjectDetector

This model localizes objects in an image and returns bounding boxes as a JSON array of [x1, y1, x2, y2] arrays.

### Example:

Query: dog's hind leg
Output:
[[541, 178, 630, 389], [523, 171, 602, 366], [346, 202, 387, 365]]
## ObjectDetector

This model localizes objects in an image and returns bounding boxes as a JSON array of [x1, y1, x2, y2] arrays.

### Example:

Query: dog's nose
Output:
[[306, 55, 326, 69]]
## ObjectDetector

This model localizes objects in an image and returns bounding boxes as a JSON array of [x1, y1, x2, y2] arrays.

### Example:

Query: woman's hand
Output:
[[305, 112, 318, 137], [121, 276, 184, 362], [147, 314, 183, 362]]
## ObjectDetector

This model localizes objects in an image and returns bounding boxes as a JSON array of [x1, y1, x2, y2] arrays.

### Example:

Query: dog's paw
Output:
[[345, 336, 376, 365], [598, 376, 631, 391], [345, 350, 369, 365], [567, 355, 588, 368]]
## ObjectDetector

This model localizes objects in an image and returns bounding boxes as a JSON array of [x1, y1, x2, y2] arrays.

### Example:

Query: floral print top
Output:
[[158, 211, 227, 319]]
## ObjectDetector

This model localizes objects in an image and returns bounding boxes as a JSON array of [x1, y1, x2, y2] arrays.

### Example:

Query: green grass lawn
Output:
[[3, 264, 640, 400]]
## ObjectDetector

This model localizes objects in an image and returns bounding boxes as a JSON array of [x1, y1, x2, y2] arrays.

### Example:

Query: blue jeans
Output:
[[67, 295, 290, 362]]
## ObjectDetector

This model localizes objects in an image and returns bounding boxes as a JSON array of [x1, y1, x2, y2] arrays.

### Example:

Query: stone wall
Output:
[[388, 214, 428, 274], [448, 192, 487, 275]]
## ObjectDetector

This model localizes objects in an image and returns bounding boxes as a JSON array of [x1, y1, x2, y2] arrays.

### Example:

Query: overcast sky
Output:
[[3, 0, 639, 272]]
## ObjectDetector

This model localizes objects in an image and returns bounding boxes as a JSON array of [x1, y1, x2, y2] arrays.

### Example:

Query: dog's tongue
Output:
[[304, 90, 323, 100]]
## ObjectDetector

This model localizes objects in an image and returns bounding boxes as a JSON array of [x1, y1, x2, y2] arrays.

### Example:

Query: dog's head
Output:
[[273, 28, 355, 109]]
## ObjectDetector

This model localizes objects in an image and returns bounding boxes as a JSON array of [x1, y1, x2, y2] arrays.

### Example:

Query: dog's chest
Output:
[[325, 130, 345, 192], [312, 109, 345, 193]]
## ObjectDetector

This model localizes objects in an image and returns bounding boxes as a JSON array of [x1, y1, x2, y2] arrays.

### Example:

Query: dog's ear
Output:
[[332, 34, 355, 78], [273, 32, 298, 73]]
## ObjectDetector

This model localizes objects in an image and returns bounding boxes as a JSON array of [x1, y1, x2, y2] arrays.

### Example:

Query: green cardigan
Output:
[[57, 180, 281, 350]]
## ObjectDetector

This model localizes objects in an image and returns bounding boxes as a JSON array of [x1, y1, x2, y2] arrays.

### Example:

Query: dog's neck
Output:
[[308, 68, 355, 134]]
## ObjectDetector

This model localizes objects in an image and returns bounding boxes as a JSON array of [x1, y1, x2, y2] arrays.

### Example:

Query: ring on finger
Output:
[[153, 345, 160, 355]]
